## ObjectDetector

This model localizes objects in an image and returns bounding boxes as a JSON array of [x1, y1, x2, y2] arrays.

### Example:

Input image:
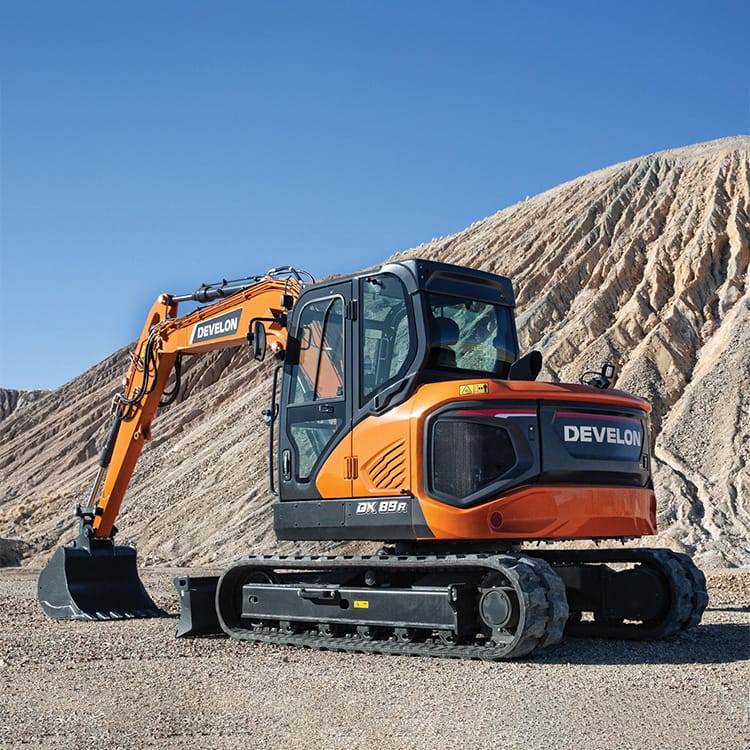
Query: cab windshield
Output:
[[426, 293, 517, 376]]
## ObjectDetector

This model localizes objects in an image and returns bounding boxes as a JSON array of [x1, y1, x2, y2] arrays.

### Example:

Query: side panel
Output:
[[280, 377, 658, 543], [273, 496, 433, 541], [319, 399, 413, 499], [539, 403, 650, 485], [424, 400, 541, 508]]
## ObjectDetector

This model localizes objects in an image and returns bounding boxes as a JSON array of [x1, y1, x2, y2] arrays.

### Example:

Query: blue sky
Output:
[[1, 1, 748, 390]]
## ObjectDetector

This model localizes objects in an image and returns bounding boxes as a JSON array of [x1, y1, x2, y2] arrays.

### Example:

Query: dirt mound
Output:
[[1, 136, 748, 568], [0, 389, 49, 422]]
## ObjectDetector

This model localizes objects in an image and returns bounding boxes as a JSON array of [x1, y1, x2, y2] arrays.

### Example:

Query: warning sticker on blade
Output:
[[459, 383, 489, 395]]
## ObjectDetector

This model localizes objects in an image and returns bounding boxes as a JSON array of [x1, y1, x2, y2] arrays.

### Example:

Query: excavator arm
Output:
[[37, 267, 308, 620], [91, 274, 300, 538]]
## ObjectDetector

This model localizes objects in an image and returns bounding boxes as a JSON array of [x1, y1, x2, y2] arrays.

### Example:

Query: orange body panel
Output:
[[417, 485, 656, 541], [316, 398, 412, 499], [316, 377, 655, 541], [314, 429, 353, 498]]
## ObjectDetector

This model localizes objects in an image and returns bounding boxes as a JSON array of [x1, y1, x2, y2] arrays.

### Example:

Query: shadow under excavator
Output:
[[534, 622, 750, 666]]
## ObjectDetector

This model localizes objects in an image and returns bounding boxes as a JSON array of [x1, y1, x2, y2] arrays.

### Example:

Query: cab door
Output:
[[278, 282, 352, 500], [350, 272, 419, 498]]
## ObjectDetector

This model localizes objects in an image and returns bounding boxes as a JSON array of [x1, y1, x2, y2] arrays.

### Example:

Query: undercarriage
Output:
[[175, 547, 707, 660]]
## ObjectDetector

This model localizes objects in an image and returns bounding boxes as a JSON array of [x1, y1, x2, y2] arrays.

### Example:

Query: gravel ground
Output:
[[0, 566, 748, 750]]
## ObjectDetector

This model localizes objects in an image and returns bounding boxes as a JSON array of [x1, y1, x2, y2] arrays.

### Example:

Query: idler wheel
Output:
[[478, 571, 522, 649]]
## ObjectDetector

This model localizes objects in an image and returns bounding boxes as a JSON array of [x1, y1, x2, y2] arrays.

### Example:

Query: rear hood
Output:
[[538, 400, 650, 486]]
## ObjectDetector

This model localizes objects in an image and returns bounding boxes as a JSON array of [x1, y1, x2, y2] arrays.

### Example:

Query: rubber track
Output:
[[534, 547, 709, 640], [656, 549, 708, 635], [516, 554, 569, 649], [217, 553, 569, 660]]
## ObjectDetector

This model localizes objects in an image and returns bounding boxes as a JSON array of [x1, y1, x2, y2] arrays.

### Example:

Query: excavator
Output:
[[38, 260, 708, 659]]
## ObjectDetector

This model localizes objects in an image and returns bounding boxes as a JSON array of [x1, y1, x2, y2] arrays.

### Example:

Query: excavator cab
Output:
[[273, 260, 517, 484], [271, 259, 523, 533]]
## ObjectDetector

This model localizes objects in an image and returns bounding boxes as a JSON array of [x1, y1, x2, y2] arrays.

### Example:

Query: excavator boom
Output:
[[38, 268, 306, 620]]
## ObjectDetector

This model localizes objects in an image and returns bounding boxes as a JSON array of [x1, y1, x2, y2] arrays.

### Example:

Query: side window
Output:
[[290, 297, 345, 404], [360, 275, 415, 404], [427, 295, 516, 375], [289, 418, 341, 481]]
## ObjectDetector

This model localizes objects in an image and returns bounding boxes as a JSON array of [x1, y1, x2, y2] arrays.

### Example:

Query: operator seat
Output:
[[429, 316, 460, 369]]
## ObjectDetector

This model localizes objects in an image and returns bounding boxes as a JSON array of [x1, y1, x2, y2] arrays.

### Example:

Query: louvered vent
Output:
[[365, 440, 407, 489]]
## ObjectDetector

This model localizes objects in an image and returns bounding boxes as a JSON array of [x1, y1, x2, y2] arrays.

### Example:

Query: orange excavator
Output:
[[38, 260, 707, 659]]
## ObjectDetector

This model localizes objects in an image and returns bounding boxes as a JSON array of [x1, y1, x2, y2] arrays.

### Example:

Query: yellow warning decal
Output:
[[353, 600, 369, 609], [459, 383, 489, 395]]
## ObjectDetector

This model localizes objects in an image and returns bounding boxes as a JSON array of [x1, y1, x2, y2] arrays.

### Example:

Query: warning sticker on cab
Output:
[[459, 383, 489, 395]]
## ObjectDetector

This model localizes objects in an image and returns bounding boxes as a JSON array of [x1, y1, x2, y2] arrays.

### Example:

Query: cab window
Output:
[[426, 294, 516, 376], [290, 296, 345, 404], [360, 275, 416, 404]]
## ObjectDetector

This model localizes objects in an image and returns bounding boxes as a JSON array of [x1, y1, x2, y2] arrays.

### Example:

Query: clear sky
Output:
[[1, 1, 748, 390]]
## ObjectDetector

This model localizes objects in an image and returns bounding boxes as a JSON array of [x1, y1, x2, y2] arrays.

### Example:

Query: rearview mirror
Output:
[[252, 322, 267, 361]]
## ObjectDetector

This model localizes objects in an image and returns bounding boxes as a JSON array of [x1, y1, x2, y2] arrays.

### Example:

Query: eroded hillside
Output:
[[1, 136, 748, 568]]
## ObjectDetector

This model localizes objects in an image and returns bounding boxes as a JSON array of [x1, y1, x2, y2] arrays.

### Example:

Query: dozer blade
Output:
[[173, 575, 222, 637], [38, 540, 165, 620]]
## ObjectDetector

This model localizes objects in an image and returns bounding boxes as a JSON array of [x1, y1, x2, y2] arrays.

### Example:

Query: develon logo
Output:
[[190, 309, 242, 344]]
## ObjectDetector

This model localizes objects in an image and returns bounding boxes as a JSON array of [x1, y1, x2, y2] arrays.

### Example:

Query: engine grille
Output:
[[432, 420, 516, 500]]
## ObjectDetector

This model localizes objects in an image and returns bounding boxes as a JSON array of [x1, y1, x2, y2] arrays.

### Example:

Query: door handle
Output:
[[318, 404, 334, 414]]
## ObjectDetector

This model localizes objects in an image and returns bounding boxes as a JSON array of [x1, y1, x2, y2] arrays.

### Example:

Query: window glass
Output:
[[426, 294, 516, 375], [290, 297, 345, 404], [361, 275, 415, 403], [289, 418, 343, 481]]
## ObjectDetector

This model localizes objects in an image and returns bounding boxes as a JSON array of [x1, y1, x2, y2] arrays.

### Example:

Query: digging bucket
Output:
[[37, 537, 165, 620]]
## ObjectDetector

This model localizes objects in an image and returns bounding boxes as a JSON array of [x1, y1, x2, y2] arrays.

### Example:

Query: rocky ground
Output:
[[0, 566, 747, 750]]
